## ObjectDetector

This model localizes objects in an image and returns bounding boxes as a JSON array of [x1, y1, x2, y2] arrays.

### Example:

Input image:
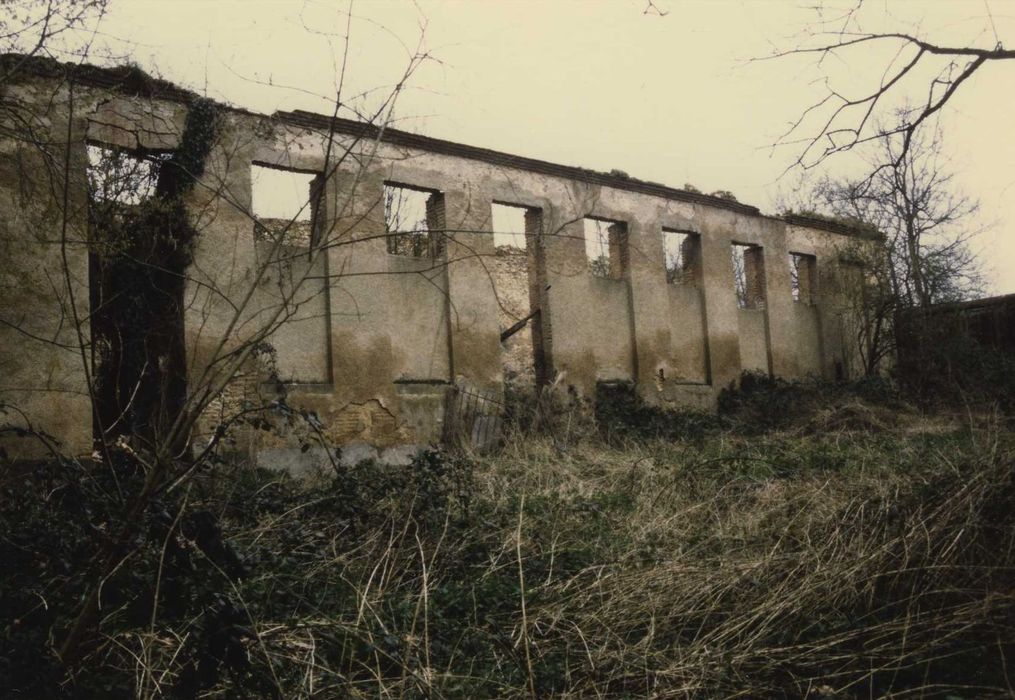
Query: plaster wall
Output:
[[0, 63, 880, 457], [665, 284, 708, 383], [737, 310, 770, 375], [0, 79, 123, 458]]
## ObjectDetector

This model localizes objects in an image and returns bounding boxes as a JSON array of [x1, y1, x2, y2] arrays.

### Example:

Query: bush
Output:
[[592, 374, 904, 441], [717, 371, 905, 433], [594, 380, 717, 442]]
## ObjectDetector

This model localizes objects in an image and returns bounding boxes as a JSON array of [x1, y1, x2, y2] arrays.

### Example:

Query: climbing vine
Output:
[[89, 97, 220, 452]]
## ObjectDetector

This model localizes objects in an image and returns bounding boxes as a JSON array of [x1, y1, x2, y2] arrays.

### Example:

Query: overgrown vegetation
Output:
[[897, 320, 1015, 413], [3, 379, 1014, 698], [595, 373, 905, 439], [89, 98, 220, 450]]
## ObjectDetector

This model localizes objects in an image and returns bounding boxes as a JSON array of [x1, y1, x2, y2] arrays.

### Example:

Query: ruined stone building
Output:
[[0, 56, 878, 461]]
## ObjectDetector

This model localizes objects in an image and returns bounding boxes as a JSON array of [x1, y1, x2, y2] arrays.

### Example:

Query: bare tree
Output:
[[0, 3, 447, 673], [0, 0, 106, 63], [770, 1, 1014, 170], [781, 115, 982, 373], [810, 121, 981, 307]]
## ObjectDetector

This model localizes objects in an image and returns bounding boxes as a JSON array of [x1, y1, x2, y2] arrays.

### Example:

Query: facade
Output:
[[0, 56, 878, 460]]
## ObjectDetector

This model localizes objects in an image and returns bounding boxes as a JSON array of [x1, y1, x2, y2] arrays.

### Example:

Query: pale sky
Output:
[[44, 0, 1015, 294]]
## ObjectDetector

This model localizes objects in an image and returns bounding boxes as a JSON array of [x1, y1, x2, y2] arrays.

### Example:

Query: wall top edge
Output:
[[4, 53, 878, 237]]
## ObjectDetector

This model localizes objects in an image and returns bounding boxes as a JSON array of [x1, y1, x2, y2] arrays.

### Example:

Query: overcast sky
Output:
[[61, 0, 1015, 294]]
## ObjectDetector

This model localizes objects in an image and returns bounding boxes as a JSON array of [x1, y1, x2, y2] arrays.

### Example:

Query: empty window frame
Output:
[[87, 143, 168, 207], [491, 202, 528, 250], [583, 217, 627, 280], [384, 183, 444, 258], [251, 164, 322, 247], [790, 252, 817, 304], [732, 243, 766, 309], [662, 229, 702, 286]]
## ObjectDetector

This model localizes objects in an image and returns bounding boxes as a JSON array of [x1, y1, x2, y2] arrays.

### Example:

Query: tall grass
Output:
[[2, 399, 1013, 697]]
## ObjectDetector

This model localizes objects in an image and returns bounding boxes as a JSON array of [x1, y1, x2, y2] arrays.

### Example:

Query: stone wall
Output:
[[489, 246, 536, 392], [0, 55, 880, 458]]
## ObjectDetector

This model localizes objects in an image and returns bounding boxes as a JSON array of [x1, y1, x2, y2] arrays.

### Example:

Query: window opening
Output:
[[384, 183, 444, 258], [87, 144, 168, 208], [583, 217, 626, 280], [790, 252, 817, 304], [492, 202, 527, 250], [663, 229, 701, 286], [732, 243, 766, 309], [492, 202, 547, 396], [251, 164, 320, 247]]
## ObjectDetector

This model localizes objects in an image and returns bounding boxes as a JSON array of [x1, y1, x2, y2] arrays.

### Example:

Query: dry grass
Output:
[[470, 418, 1015, 698], [3, 404, 1014, 698]]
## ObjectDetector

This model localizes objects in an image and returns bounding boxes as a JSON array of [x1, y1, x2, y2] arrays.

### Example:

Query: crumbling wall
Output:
[[489, 247, 535, 390], [0, 57, 880, 458]]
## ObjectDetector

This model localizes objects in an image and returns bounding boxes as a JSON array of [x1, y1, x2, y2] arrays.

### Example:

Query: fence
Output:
[[443, 384, 504, 452]]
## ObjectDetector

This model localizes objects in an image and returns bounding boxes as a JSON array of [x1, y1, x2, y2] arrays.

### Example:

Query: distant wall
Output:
[[898, 294, 1015, 356], [896, 294, 1015, 404]]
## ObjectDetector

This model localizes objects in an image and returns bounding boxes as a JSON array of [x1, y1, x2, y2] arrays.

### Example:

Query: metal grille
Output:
[[444, 384, 504, 452]]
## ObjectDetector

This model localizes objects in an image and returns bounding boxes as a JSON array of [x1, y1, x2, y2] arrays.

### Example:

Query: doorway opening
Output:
[[490, 202, 549, 404]]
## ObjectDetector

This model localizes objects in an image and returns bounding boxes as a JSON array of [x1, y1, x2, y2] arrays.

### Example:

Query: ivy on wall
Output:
[[89, 98, 219, 452]]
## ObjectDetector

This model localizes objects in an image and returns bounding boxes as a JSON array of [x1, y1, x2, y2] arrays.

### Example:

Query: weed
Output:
[[2, 403, 1013, 697]]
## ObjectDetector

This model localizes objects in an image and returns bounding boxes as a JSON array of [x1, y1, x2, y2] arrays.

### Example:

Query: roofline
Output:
[[2, 53, 875, 237], [782, 213, 883, 241], [275, 109, 763, 217], [909, 292, 1015, 315]]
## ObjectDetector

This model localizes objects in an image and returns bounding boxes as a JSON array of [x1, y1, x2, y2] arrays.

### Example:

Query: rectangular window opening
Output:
[[491, 202, 528, 250], [732, 243, 766, 309], [790, 252, 817, 304], [87, 143, 168, 208], [663, 229, 701, 286], [251, 163, 321, 247], [583, 217, 626, 280], [250, 164, 331, 386], [384, 183, 444, 258]]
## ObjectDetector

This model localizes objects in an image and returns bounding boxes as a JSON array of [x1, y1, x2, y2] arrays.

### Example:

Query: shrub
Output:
[[594, 380, 717, 442], [717, 371, 905, 433]]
